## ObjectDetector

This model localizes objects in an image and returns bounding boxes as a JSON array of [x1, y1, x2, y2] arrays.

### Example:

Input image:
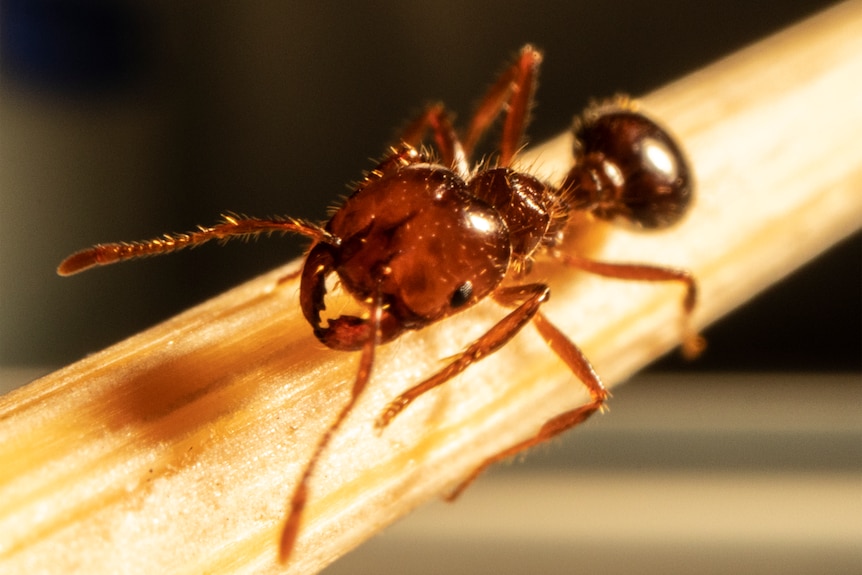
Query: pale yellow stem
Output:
[[2, 3, 861, 574]]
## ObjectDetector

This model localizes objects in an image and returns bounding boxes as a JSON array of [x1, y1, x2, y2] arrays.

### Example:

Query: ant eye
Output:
[[449, 281, 474, 308]]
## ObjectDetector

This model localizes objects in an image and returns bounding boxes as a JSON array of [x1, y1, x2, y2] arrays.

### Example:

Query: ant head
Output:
[[564, 107, 692, 229], [315, 164, 511, 344]]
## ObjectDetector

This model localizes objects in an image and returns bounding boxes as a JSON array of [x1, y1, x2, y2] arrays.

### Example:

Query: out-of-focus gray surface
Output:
[[320, 373, 861, 575]]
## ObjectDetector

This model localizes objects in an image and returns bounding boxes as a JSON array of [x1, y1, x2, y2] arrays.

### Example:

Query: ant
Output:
[[58, 45, 702, 563]]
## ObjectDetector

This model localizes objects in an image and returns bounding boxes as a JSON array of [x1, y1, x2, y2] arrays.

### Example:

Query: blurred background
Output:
[[0, 1, 858, 573], [1, 0, 857, 373]]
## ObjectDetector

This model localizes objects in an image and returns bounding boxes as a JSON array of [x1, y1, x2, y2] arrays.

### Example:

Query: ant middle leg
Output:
[[375, 283, 551, 429], [444, 307, 609, 500], [463, 44, 542, 166], [399, 103, 469, 178], [397, 44, 543, 176]]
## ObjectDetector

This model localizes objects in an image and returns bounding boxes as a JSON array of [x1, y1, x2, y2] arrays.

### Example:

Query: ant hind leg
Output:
[[554, 252, 705, 358]]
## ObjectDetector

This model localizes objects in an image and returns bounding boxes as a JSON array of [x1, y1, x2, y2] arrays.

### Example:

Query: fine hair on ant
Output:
[[59, 44, 702, 563]]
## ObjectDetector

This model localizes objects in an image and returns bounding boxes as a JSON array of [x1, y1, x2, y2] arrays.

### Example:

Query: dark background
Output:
[[1, 0, 858, 376]]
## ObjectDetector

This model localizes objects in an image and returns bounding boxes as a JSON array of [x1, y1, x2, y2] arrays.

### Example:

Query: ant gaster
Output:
[[58, 45, 702, 563]]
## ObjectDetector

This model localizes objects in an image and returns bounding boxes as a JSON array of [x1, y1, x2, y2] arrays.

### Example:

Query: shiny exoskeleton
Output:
[[58, 45, 700, 563]]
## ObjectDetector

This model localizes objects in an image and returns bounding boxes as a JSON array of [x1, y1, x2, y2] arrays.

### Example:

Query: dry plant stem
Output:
[[2, 4, 862, 574]]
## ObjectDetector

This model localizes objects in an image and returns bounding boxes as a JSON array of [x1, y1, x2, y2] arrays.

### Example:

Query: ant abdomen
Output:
[[564, 106, 692, 229]]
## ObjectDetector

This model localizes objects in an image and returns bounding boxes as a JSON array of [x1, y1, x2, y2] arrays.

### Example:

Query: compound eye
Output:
[[449, 281, 474, 308]]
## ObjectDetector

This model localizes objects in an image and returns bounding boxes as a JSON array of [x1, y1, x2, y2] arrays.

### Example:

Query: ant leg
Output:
[[445, 310, 608, 500], [375, 283, 551, 429], [279, 294, 383, 563], [463, 45, 542, 166], [555, 252, 705, 358], [399, 103, 470, 179], [58, 214, 336, 276], [395, 44, 542, 175]]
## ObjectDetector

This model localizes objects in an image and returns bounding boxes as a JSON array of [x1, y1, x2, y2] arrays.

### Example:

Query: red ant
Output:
[[58, 45, 701, 562]]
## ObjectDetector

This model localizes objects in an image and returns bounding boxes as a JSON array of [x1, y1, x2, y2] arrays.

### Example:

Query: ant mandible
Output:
[[58, 45, 701, 563]]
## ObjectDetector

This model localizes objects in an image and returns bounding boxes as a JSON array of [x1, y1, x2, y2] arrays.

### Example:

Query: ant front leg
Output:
[[279, 291, 385, 563], [555, 252, 705, 358]]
